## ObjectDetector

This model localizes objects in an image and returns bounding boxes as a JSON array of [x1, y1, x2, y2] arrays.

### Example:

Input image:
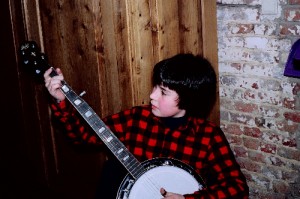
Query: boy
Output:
[[44, 53, 249, 198]]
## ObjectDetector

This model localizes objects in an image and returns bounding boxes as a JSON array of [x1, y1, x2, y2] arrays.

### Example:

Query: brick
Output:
[[222, 123, 244, 135], [217, 7, 260, 22], [261, 131, 282, 145], [277, 147, 300, 161], [244, 37, 269, 49], [220, 110, 230, 121], [282, 137, 297, 147], [283, 97, 296, 109], [265, 155, 286, 167], [227, 134, 243, 145], [289, 0, 300, 4], [243, 89, 282, 105], [222, 37, 245, 48], [233, 101, 258, 113], [219, 62, 242, 73], [260, 79, 282, 91], [217, 0, 260, 5], [280, 24, 300, 36], [284, 8, 300, 21], [236, 157, 262, 172], [292, 82, 300, 95], [244, 136, 261, 150], [273, 180, 290, 193], [282, 82, 299, 96], [229, 24, 254, 34], [233, 145, 248, 157], [244, 126, 262, 138], [229, 112, 256, 125], [256, 91, 282, 105], [282, 170, 300, 183], [243, 63, 274, 77], [262, 166, 284, 180], [259, 106, 280, 118], [246, 171, 270, 188], [248, 150, 266, 163], [250, 191, 285, 199], [253, 24, 277, 35], [260, 142, 277, 154], [284, 111, 300, 122], [276, 120, 299, 133]]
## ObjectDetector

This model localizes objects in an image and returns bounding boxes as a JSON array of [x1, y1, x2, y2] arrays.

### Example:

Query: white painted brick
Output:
[[218, 0, 261, 5], [223, 37, 245, 47], [243, 63, 274, 77], [244, 37, 269, 49], [219, 62, 242, 74], [282, 82, 298, 96], [218, 7, 260, 22], [254, 24, 277, 35]]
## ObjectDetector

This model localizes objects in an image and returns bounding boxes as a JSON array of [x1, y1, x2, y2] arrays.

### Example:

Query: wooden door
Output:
[[4, 0, 218, 198]]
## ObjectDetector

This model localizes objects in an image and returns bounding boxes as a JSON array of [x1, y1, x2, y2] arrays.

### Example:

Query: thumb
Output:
[[160, 188, 167, 197]]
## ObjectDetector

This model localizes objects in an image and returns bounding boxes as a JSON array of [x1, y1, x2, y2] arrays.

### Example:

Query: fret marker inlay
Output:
[[74, 99, 82, 105], [62, 85, 69, 92], [85, 111, 92, 117], [107, 136, 113, 142], [123, 155, 129, 161], [99, 127, 105, 133], [117, 148, 124, 153]]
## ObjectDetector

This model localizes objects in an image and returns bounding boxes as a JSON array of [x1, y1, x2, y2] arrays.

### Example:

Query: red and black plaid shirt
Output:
[[51, 100, 249, 199]]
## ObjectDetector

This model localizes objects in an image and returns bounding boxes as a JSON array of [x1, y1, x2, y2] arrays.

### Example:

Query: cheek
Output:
[[159, 99, 178, 112]]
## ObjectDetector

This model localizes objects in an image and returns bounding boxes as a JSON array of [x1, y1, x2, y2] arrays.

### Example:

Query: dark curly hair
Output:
[[152, 53, 217, 118]]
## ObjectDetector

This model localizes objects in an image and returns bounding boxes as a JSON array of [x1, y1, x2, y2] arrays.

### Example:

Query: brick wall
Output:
[[216, 0, 300, 198]]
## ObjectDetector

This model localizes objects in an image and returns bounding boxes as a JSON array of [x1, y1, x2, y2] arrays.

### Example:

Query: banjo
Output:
[[20, 41, 205, 199]]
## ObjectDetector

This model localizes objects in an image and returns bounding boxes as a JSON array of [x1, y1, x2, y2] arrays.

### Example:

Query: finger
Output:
[[43, 67, 53, 78], [56, 68, 62, 75], [160, 188, 167, 197]]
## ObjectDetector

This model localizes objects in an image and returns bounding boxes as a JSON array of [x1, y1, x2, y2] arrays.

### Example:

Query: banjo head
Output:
[[117, 157, 205, 199]]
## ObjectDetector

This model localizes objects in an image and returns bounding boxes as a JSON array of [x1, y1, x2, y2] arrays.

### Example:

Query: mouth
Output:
[[151, 104, 158, 110]]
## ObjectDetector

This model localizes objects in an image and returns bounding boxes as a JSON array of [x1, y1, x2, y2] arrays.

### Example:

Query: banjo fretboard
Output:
[[56, 74, 145, 180]]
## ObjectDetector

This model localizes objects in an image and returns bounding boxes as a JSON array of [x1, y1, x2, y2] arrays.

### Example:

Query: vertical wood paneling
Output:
[[126, 0, 156, 106], [178, 0, 203, 54], [156, 0, 180, 58], [201, 0, 219, 123]]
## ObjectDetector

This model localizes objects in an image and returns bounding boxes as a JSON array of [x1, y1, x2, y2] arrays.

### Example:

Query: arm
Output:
[[185, 127, 249, 199], [44, 67, 102, 145]]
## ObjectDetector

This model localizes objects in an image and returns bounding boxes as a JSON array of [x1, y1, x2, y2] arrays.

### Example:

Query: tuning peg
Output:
[[79, 91, 86, 97], [28, 41, 39, 50]]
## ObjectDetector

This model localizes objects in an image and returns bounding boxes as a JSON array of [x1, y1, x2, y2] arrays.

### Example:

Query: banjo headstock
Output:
[[19, 41, 54, 82]]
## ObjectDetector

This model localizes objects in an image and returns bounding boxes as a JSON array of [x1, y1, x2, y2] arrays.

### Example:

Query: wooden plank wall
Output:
[[23, 0, 218, 120]]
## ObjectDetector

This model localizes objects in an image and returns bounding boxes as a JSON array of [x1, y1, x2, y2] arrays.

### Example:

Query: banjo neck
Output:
[[52, 70, 144, 180]]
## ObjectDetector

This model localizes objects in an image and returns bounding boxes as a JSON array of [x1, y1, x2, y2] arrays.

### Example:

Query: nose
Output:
[[150, 86, 158, 100]]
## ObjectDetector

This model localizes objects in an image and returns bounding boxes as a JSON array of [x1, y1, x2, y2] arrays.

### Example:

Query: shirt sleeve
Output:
[[184, 127, 249, 199], [50, 99, 102, 145]]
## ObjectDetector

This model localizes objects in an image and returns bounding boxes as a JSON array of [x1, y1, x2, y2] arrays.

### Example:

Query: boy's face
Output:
[[150, 85, 186, 118]]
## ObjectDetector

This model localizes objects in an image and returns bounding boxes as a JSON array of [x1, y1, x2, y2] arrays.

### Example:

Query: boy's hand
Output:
[[44, 67, 66, 102], [160, 188, 185, 199]]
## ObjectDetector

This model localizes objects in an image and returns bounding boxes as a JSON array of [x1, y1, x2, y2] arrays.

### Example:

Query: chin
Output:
[[151, 109, 161, 117]]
